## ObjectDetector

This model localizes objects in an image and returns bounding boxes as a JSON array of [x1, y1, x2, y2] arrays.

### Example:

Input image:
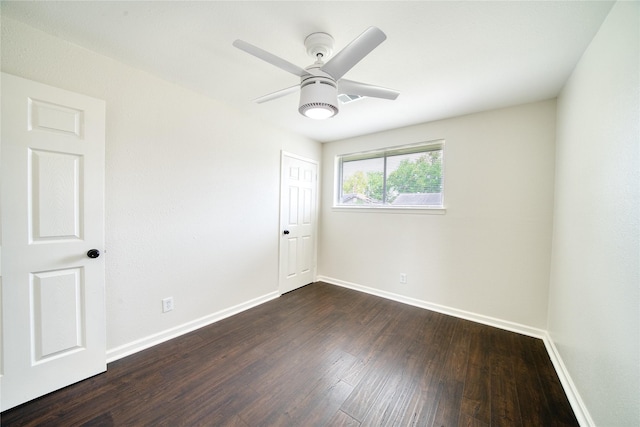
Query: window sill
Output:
[[331, 206, 446, 215]]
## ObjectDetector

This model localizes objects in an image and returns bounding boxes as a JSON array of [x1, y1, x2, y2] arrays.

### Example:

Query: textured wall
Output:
[[548, 1, 640, 425]]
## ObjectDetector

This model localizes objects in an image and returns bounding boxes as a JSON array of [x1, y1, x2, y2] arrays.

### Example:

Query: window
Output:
[[336, 140, 444, 208]]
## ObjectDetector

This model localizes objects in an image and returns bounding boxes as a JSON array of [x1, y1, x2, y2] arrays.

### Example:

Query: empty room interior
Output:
[[0, 1, 638, 426]]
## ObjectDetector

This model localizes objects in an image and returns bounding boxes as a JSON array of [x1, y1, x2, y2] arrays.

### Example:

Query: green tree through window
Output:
[[386, 152, 442, 203]]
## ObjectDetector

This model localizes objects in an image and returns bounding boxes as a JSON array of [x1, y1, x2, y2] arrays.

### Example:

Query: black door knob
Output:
[[283, 230, 290, 235], [87, 249, 100, 258]]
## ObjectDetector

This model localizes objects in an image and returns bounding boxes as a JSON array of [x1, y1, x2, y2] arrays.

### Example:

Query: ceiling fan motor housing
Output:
[[304, 32, 334, 60], [298, 75, 339, 118]]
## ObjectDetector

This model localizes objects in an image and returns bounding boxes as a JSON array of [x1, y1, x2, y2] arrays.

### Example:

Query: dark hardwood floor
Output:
[[1, 282, 578, 427]]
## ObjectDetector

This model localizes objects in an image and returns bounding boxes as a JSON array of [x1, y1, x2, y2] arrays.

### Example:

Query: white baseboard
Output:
[[106, 291, 280, 363], [317, 276, 546, 338], [317, 275, 592, 427], [541, 333, 594, 427]]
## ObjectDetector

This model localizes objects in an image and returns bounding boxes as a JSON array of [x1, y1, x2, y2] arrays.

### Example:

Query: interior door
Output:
[[279, 153, 318, 294], [0, 73, 106, 411]]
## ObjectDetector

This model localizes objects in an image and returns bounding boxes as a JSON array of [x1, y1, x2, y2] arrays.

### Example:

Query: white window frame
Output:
[[334, 139, 446, 213]]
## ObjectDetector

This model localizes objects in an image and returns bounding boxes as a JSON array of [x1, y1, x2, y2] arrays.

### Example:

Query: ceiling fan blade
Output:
[[233, 39, 310, 78], [338, 79, 399, 100], [321, 27, 387, 80], [253, 85, 300, 104]]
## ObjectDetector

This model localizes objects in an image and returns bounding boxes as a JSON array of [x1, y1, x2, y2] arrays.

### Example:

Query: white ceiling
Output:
[[2, 1, 614, 142]]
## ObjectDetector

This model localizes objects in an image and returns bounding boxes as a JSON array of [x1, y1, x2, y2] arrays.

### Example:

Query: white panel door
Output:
[[279, 153, 318, 294], [0, 73, 106, 411]]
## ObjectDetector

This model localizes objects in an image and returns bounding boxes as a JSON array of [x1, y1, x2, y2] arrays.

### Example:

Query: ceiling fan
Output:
[[233, 27, 399, 119]]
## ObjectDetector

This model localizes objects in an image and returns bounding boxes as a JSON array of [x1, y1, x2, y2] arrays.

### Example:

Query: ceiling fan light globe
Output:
[[303, 106, 336, 120]]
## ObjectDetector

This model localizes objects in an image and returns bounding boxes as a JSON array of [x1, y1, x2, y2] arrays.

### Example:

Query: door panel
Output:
[[1, 73, 106, 411], [287, 239, 298, 277], [279, 153, 317, 294], [301, 235, 311, 273], [32, 267, 85, 361], [30, 149, 83, 241]]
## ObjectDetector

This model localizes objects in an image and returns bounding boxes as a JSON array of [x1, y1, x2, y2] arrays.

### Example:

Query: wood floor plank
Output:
[[359, 353, 423, 426], [458, 412, 490, 427], [237, 348, 350, 425], [432, 319, 472, 427], [1, 282, 578, 427], [512, 334, 554, 426], [339, 329, 413, 420], [490, 329, 524, 427], [358, 309, 440, 426], [460, 322, 492, 424], [327, 409, 362, 426], [269, 378, 354, 426], [402, 314, 459, 426]]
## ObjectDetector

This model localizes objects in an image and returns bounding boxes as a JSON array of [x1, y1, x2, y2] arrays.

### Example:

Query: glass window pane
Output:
[[386, 150, 442, 206], [336, 141, 444, 208], [341, 157, 384, 204]]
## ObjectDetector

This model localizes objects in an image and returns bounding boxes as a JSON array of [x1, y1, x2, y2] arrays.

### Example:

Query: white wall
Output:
[[319, 100, 556, 330], [1, 17, 321, 355], [548, 1, 639, 425]]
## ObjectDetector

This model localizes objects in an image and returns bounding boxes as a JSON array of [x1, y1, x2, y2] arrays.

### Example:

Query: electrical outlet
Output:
[[162, 297, 174, 313], [400, 273, 407, 284]]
